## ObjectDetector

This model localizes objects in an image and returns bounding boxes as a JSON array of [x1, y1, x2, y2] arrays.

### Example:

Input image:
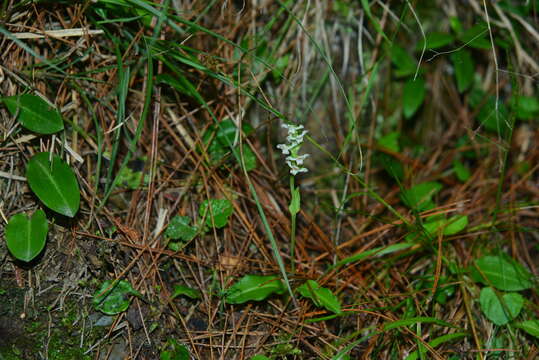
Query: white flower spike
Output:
[[277, 123, 309, 175]]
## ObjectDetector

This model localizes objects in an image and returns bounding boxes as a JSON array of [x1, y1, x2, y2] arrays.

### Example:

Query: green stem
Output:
[[290, 176, 297, 273]]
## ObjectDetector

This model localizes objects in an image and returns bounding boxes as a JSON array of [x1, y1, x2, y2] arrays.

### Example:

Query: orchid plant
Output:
[[277, 123, 309, 272]]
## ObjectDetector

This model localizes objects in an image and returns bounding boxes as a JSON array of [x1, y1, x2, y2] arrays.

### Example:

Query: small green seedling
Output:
[[225, 274, 286, 304], [160, 338, 190, 360], [199, 198, 233, 229], [93, 280, 142, 315], [166, 215, 198, 242], [297, 280, 342, 314], [5, 210, 48, 262], [171, 285, 200, 300]]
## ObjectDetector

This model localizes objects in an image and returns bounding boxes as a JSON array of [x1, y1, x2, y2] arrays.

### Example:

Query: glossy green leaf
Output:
[[400, 181, 442, 212], [453, 160, 471, 182], [171, 285, 200, 300], [199, 198, 233, 228], [5, 210, 48, 262], [390, 45, 417, 78], [515, 320, 539, 338], [225, 275, 286, 304], [160, 339, 190, 360], [297, 280, 341, 314], [93, 280, 142, 315], [403, 77, 426, 118], [417, 32, 454, 50], [480, 287, 523, 325], [2, 94, 63, 134], [474, 255, 532, 291], [450, 49, 474, 93], [166, 215, 197, 241], [26, 152, 80, 217]]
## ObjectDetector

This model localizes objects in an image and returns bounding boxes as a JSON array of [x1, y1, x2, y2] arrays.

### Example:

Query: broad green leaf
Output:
[[480, 287, 523, 326], [417, 32, 454, 50], [160, 339, 190, 360], [511, 95, 539, 120], [297, 280, 341, 314], [443, 215, 468, 235], [458, 23, 491, 49], [403, 78, 426, 118], [171, 285, 200, 300], [2, 94, 63, 134], [453, 160, 471, 182], [225, 275, 285, 304], [5, 210, 48, 262], [390, 45, 417, 78], [400, 181, 442, 212], [166, 215, 198, 241], [474, 255, 532, 291], [93, 280, 142, 315], [26, 152, 80, 217], [515, 320, 539, 338], [199, 198, 233, 228], [450, 49, 474, 93], [405, 332, 468, 360]]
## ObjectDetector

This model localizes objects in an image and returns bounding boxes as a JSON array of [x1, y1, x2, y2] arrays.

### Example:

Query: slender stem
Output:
[[290, 176, 297, 273]]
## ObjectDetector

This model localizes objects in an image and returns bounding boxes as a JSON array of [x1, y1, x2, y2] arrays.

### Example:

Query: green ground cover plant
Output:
[[0, 0, 538, 359]]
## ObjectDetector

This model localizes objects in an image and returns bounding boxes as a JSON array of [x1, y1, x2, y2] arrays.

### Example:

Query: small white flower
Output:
[[277, 122, 309, 175]]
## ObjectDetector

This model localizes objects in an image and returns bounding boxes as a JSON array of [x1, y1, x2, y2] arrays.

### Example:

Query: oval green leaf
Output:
[[2, 94, 63, 134], [225, 275, 285, 304], [171, 284, 200, 300], [166, 215, 197, 241], [479, 287, 523, 326], [199, 198, 233, 228], [515, 320, 539, 338], [26, 152, 80, 217], [403, 77, 426, 118], [450, 50, 474, 93], [400, 181, 442, 212], [93, 280, 142, 315], [5, 210, 48, 262], [474, 255, 532, 291], [297, 280, 342, 314]]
